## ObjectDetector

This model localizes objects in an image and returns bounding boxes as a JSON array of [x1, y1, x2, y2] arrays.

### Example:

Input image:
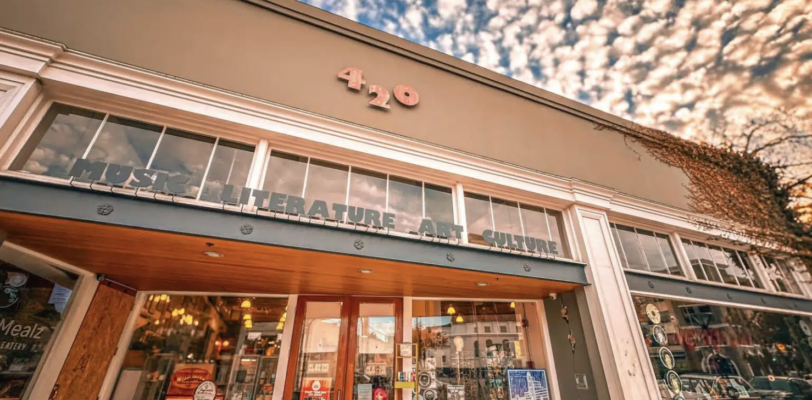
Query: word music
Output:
[[68, 159, 188, 194], [337, 67, 419, 110]]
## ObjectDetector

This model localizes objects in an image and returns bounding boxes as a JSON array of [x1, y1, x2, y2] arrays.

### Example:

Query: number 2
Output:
[[337, 67, 365, 90], [368, 85, 390, 109]]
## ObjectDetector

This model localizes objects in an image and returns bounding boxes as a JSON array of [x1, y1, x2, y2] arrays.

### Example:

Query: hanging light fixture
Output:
[[160, 294, 167, 301], [456, 315, 463, 323], [447, 305, 456, 315], [178, 308, 185, 315], [245, 320, 253, 329], [172, 309, 179, 317], [280, 312, 287, 322], [223, 340, 230, 347], [215, 340, 221, 346], [154, 320, 161, 325], [276, 321, 284, 330], [510, 302, 516, 309], [194, 320, 199, 326], [243, 314, 252, 321], [241, 299, 252, 309]]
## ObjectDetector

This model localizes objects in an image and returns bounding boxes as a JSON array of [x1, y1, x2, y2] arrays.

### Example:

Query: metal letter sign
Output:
[[337, 67, 419, 110]]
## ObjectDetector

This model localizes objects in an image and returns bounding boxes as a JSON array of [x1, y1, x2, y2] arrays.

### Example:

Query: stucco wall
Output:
[[0, 0, 692, 209]]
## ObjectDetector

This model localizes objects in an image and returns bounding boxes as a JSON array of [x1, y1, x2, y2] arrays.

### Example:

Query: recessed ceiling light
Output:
[[358, 269, 373, 274], [204, 251, 223, 258], [476, 282, 488, 287]]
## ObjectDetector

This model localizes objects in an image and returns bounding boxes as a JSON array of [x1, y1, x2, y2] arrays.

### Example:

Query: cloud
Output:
[[301, 0, 812, 153]]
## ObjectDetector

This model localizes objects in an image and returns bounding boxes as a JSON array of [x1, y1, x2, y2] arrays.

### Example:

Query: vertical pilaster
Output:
[[454, 182, 468, 244], [569, 205, 660, 400]]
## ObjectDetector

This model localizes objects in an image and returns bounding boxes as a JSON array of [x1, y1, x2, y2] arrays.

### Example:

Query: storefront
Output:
[[0, 1, 810, 400]]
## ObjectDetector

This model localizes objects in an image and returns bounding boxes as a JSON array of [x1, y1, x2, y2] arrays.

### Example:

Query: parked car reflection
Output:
[[751, 376, 812, 399], [679, 374, 791, 399]]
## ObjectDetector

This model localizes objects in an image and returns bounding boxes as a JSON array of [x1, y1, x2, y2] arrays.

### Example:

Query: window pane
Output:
[[11, 103, 105, 178], [262, 151, 308, 197], [656, 234, 682, 276], [520, 204, 551, 244], [546, 210, 570, 258], [637, 229, 668, 274], [424, 184, 454, 226], [86, 116, 162, 171], [110, 296, 289, 400], [776, 258, 803, 294], [611, 224, 630, 269], [682, 239, 707, 280], [693, 243, 723, 283], [738, 251, 763, 289], [292, 301, 344, 400], [790, 258, 812, 294], [149, 128, 216, 199], [616, 225, 647, 271], [303, 159, 348, 214], [491, 197, 522, 240], [348, 168, 387, 213], [708, 245, 739, 285], [464, 192, 492, 245], [724, 249, 753, 288], [388, 176, 422, 233], [199, 140, 255, 203]]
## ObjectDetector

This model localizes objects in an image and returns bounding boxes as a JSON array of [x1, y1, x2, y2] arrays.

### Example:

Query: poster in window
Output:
[[447, 385, 465, 400], [302, 378, 332, 400], [167, 365, 215, 397], [506, 369, 550, 400]]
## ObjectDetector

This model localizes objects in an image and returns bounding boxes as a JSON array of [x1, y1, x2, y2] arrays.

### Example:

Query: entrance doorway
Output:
[[284, 297, 404, 400]]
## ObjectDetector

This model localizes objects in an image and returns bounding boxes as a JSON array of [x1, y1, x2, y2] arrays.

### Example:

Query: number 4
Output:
[[337, 67, 366, 90]]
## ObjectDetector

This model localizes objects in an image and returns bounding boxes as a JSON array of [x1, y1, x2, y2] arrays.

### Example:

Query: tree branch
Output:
[[786, 173, 812, 190], [750, 134, 812, 155], [776, 161, 812, 169]]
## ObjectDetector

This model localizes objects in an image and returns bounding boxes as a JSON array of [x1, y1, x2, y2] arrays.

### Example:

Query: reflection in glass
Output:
[[633, 295, 812, 400], [546, 210, 570, 258], [388, 176, 422, 233], [199, 140, 255, 203], [349, 168, 387, 214], [724, 250, 754, 288], [616, 225, 648, 271], [709, 246, 739, 285], [352, 303, 396, 400], [635, 230, 668, 274], [0, 258, 75, 399], [304, 159, 349, 214], [464, 193, 492, 245], [521, 205, 551, 244], [292, 301, 344, 400], [149, 129, 216, 198], [610, 224, 629, 269], [735, 251, 762, 289], [491, 198, 522, 239], [412, 301, 542, 400], [762, 256, 802, 294], [692, 242, 724, 283], [656, 234, 682, 276], [263, 151, 308, 197], [424, 184, 454, 226], [86, 116, 162, 169], [109, 296, 288, 400], [12, 103, 105, 178]]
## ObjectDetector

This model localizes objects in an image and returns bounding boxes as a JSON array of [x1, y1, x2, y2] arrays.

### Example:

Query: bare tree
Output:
[[705, 107, 812, 227]]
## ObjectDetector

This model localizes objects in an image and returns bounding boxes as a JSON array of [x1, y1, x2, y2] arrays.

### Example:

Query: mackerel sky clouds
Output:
[[301, 0, 812, 141]]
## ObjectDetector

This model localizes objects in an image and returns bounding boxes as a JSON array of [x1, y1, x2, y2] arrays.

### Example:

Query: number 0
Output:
[[394, 85, 419, 106], [337, 67, 365, 90]]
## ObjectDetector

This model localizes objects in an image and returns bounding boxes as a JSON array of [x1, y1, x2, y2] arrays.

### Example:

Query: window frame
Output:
[[1, 98, 261, 204], [461, 190, 572, 259], [609, 222, 685, 277]]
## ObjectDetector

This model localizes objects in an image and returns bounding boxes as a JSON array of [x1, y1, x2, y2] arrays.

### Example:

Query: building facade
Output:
[[0, 1, 810, 400]]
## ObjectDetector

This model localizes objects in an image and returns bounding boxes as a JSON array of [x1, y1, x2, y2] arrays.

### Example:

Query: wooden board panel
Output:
[[53, 284, 135, 400], [0, 212, 579, 299]]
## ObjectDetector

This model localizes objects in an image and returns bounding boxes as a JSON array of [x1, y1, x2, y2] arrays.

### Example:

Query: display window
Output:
[[0, 256, 76, 399], [10, 103, 256, 202], [109, 295, 288, 400], [411, 300, 547, 400], [633, 294, 812, 400]]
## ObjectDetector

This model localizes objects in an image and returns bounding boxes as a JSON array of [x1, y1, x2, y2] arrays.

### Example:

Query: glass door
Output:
[[284, 298, 402, 400]]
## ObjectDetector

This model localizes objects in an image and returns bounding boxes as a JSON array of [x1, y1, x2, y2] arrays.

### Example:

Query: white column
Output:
[[569, 205, 660, 400], [454, 183, 468, 244], [671, 232, 698, 280], [248, 139, 270, 189]]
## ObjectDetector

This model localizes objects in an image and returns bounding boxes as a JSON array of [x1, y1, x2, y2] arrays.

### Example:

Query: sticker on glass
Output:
[[665, 371, 681, 394], [651, 325, 667, 346], [659, 347, 675, 369], [645, 304, 661, 324], [801, 320, 811, 336]]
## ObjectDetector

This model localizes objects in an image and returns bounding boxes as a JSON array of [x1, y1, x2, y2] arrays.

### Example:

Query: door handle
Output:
[[338, 389, 342, 400]]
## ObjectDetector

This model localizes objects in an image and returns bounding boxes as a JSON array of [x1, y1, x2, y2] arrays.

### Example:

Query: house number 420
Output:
[[337, 67, 419, 109]]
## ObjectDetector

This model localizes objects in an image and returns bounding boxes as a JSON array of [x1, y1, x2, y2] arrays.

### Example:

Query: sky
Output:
[[300, 0, 812, 142]]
